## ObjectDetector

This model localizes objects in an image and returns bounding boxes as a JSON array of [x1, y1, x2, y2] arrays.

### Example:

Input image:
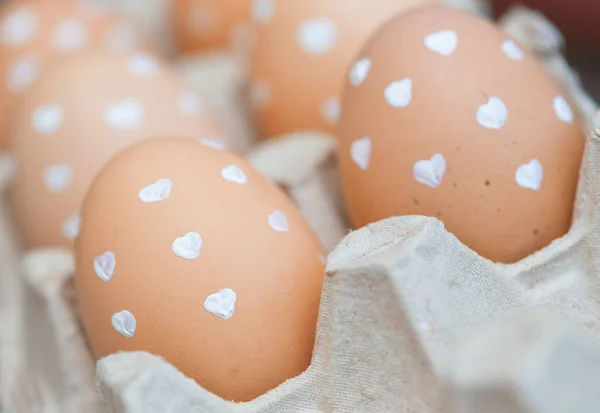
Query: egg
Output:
[[8, 51, 224, 250], [74, 137, 325, 402], [247, 0, 436, 139], [0, 0, 154, 149], [170, 0, 259, 54], [337, 6, 586, 263]]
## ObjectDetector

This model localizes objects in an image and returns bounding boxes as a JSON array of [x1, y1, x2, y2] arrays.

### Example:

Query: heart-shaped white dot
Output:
[[127, 54, 159, 77], [111, 310, 136, 338], [138, 178, 173, 203], [385, 78, 412, 108], [321, 96, 340, 125], [349, 57, 372, 86], [501, 39, 524, 61], [106, 23, 138, 53], [32, 103, 63, 135], [52, 19, 88, 52], [413, 154, 446, 188], [221, 165, 247, 184], [515, 159, 543, 191], [172, 232, 202, 259], [477, 97, 508, 130], [43, 164, 72, 193], [199, 138, 227, 150], [268, 210, 289, 232], [350, 137, 371, 171], [8, 55, 40, 93], [1, 8, 37, 46], [553, 96, 573, 124], [179, 91, 203, 115], [249, 80, 271, 108], [104, 99, 144, 129], [252, 0, 275, 24], [94, 251, 115, 282], [204, 289, 237, 320], [424, 30, 458, 56], [297, 18, 338, 55], [61, 215, 81, 240]]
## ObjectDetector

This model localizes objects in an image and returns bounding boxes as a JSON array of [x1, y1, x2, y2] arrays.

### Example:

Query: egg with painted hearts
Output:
[[337, 6, 586, 263], [170, 0, 261, 54], [0, 0, 156, 149], [74, 138, 326, 402], [247, 0, 436, 139], [7, 51, 225, 250]]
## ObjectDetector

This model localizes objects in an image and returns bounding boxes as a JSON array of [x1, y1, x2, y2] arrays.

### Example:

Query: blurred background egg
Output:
[[337, 6, 586, 263], [247, 0, 437, 140], [0, 0, 155, 149], [170, 0, 258, 54], [75, 138, 326, 402], [8, 51, 224, 250]]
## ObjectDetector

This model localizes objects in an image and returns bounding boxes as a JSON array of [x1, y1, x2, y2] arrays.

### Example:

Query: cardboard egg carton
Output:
[[2, 3, 600, 413]]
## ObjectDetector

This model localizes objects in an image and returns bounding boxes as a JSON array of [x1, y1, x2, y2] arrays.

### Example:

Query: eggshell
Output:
[[8, 51, 224, 250], [0, 0, 155, 149], [170, 0, 256, 53], [247, 0, 436, 139], [74, 137, 325, 402], [337, 6, 586, 263]]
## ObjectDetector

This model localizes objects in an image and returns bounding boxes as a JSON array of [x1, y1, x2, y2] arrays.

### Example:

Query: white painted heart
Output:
[[127, 54, 159, 76], [172, 232, 202, 259], [111, 310, 136, 338], [32, 103, 63, 135], [297, 18, 338, 55], [106, 23, 138, 53], [204, 288, 237, 320], [52, 19, 87, 52], [553, 96, 573, 124], [384, 78, 412, 108], [350, 137, 371, 171], [221, 165, 247, 184], [501, 39, 524, 61], [179, 91, 203, 115], [138, 178, 173, 203], [1, 8, 37, 46], [8, 55, 40, 92], [413, 154, 446, 188], [104, 99, 144, 129], [43, 164, 72, 193], [61, 215, 81, 240], [477, 97, 508, 130], [321, 96, 340, 125], [349, 57, 372, 86], [94, 251, 116, 282], [269, 210, 289, 232], [424, 30, 458, 56], [515, 159, 543, 191], [252, 0, 275, 24], [199, 138, 227, 150]]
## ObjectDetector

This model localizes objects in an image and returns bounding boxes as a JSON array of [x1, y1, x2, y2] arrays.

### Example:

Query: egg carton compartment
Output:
[[1, 3, 598, 413]]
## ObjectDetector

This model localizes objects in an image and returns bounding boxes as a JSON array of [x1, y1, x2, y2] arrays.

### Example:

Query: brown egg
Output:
[[0, 0, 154, 149], [170, 0, 257, 53], [8, 51, 225, 250], [338, 6, 586, 263], [247, 0, 436, 139], [75, 138, 325, 402]]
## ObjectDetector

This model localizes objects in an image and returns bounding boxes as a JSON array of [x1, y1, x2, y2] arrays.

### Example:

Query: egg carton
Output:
[[1, 4, 599, 413]]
